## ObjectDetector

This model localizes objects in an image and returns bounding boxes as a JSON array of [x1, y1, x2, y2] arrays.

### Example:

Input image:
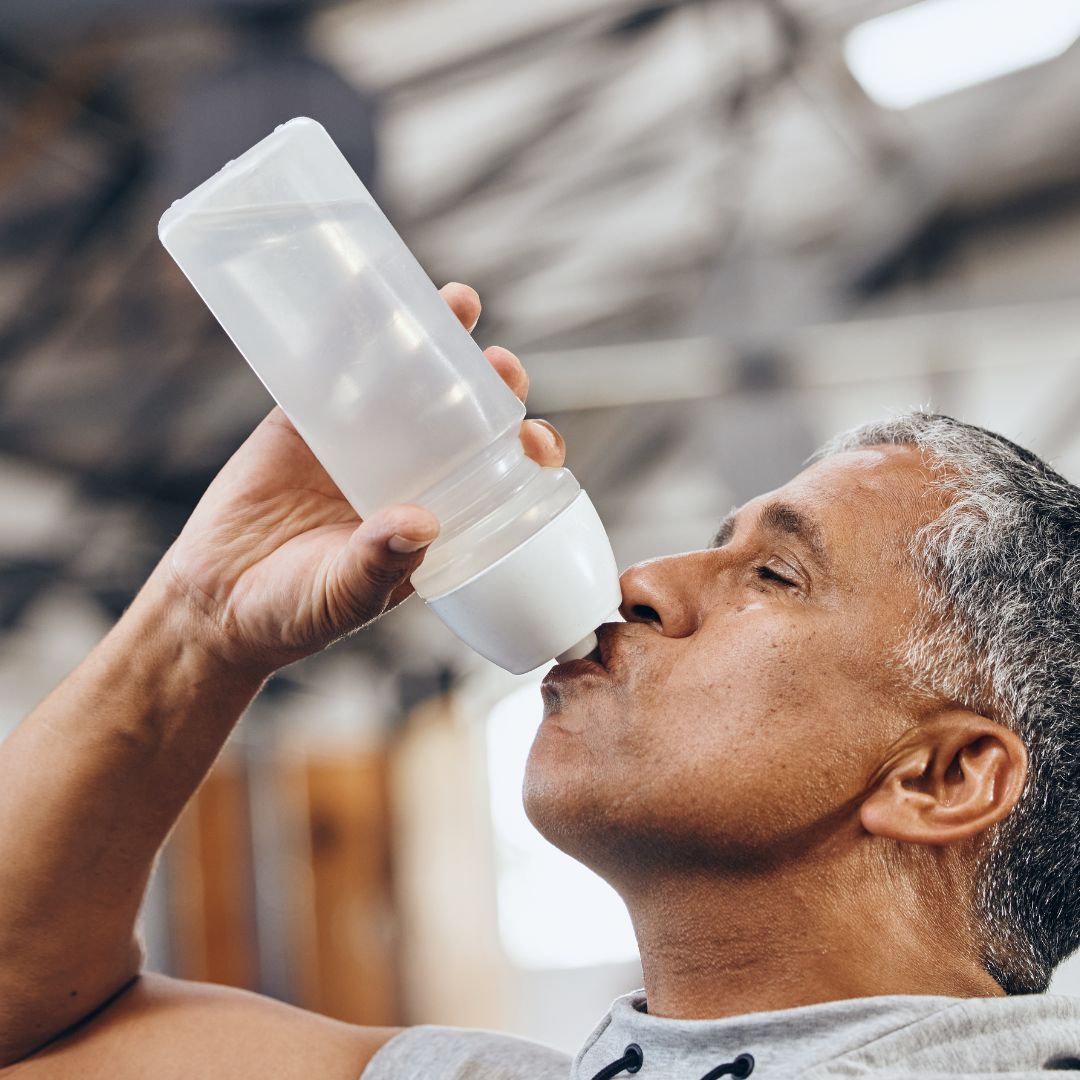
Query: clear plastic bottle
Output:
[[159, 117, 621, 673]]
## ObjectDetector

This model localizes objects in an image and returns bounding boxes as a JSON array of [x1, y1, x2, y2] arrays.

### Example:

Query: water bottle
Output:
[[158, 117, 621, 673]]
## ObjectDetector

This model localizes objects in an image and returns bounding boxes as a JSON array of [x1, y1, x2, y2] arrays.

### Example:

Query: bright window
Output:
[[485, 683, 639, 969]]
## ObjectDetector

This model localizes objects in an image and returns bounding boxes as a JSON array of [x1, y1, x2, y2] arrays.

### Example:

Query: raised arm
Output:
[[0, 284, 564, 1072]]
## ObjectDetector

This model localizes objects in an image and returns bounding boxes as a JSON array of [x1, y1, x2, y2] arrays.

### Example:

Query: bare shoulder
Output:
[[0, 974, 401, 1080]]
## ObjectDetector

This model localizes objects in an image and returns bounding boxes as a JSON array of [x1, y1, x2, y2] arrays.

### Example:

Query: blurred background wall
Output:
[[1, 0, 1079, 1054]]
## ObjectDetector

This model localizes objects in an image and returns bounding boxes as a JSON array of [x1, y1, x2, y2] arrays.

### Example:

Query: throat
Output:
[[622, 859, 1001, 1021]]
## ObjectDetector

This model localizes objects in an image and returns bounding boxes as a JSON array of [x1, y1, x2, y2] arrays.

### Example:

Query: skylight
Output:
[[845, 0, 1080, 110]]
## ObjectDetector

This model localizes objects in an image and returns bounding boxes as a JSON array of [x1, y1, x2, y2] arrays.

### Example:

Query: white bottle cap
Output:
[[425, 491, 622, 674]]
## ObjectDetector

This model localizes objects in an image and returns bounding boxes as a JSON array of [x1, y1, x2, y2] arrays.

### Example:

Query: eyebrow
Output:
[[710, 501, 829, 567]]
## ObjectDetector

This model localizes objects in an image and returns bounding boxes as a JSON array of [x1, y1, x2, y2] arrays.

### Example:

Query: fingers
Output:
[[368, 505, 440, 559], [354, 506, 438, 593], [438, 283, 527, 402], [485, 345, 529, 402], [439, 281, 481, 332], [331, 505, 440, 624], [483, 346, 564, 466], [439, 282, 565, 469], [520, 418, 566, 468]]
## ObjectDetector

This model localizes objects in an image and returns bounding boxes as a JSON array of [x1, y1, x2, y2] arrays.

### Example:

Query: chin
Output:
[[524, 758, 601, 855], [522, 761, 649, 883], [525, 757, 777, 885]]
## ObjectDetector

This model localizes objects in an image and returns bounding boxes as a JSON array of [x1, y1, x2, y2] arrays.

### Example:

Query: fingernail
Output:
[[533, 419, 562, 450], [389, 534, 432, 554]]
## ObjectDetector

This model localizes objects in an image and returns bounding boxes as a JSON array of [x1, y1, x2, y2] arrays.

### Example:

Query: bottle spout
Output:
[[556, 631, 599, 665], [554, 608, 623, 665]]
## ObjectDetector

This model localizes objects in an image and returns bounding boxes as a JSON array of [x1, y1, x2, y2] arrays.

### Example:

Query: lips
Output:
[[593, 620, 617, 672], [544, 656, 607, 681], [543, 622, 618, 683]]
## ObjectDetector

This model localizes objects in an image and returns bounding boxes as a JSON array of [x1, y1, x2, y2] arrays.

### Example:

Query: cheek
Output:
[[649, 611, 824, 736], [524, 606, 894, 859], [618, 615, 880, 830]]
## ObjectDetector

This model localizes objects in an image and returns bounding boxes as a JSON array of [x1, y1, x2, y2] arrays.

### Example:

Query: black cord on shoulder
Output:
[[587, 1042, 753, 1080], [699, 1052, 756, 1080], [588, 1042, 644, 1080]]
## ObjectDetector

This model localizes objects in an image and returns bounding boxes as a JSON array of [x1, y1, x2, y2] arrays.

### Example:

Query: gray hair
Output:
[[818, 411, 1080, 994]]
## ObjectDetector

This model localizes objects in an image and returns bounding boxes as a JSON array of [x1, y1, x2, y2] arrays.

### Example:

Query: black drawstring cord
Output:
[[699, 1052, 756, 1079], [589, 1043, 643, 1080], [588, 1044, 754, 1080]]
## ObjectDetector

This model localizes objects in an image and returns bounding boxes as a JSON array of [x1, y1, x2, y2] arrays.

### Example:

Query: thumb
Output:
[[326, 505, 440, 630]]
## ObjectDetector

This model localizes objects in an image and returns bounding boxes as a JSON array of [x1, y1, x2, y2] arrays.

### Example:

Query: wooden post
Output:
[[167, 750, 259, 989]]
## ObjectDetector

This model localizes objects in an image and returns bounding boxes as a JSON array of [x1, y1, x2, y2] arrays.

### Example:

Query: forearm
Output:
[[0, 559, 268, 1063]]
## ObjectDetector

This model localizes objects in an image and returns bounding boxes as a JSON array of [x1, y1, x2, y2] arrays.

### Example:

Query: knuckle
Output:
[[360, 559, 411, 590]]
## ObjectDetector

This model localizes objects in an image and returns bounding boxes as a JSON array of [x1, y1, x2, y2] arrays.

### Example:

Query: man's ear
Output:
[[860, 713, 1028, 845]]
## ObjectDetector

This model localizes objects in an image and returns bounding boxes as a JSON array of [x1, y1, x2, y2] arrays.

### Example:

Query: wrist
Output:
[[124, 559, 274, 699]]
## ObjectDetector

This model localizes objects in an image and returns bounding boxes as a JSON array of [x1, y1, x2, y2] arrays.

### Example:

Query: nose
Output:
[[618, 552, 709, 638]]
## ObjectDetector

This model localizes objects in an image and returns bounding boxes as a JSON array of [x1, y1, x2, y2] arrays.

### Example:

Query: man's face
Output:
[[525, 445, 940, 879]]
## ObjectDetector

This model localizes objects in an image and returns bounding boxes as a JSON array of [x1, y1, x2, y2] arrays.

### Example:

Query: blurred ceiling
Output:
[[1, 0, 1079, 680]]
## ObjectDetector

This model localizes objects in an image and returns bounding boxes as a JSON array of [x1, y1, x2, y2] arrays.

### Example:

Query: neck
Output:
[[617, 837, 1004, 1020]]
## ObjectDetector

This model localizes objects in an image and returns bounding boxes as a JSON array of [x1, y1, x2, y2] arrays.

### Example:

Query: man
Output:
[[1, 283, 1078, 1079]]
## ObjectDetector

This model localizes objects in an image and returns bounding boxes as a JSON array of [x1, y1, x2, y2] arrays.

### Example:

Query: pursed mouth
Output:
[[592, 620, 618, 672], [543, 622, 618, 683], [543, 656, 607, 681]]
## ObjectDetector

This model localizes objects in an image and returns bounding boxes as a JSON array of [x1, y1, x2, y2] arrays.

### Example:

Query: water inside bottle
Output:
[[175, 199, 519, 519]]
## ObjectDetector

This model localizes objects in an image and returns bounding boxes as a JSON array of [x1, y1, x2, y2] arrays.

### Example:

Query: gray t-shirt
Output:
[[363, 989, 1080, 1078]]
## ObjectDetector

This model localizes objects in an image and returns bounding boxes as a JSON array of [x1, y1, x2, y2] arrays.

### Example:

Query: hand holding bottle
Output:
[[160, 117, 620, 671], [160, 282, 565, 677]]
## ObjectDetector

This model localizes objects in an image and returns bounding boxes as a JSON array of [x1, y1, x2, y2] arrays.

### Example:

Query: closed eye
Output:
[[754, 563, 799, 589]]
